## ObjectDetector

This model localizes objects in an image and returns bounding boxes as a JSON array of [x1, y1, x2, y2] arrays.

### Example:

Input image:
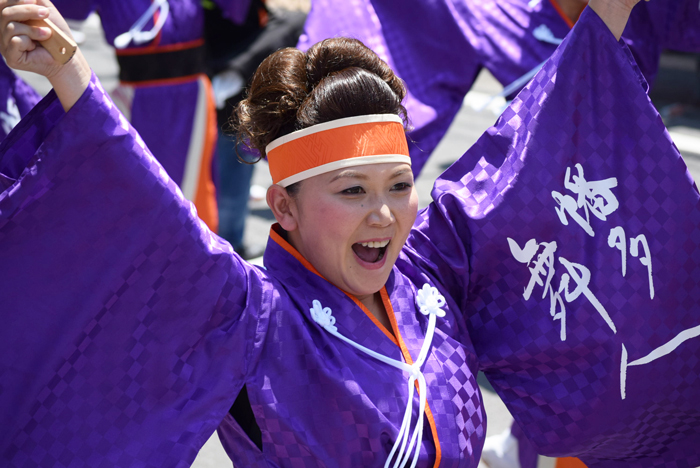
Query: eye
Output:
[[391, 182, 413, 191], [341, 186, 365, 195]]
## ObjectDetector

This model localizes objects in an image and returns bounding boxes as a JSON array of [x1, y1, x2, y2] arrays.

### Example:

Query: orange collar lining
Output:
[[270, 224, 398, 344]]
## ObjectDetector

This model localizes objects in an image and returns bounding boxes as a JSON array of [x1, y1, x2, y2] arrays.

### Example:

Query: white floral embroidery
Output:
[[416, 284, 446, 317], [310, 299, 337, 332]]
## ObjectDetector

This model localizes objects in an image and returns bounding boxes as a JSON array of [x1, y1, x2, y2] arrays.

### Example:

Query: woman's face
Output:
[[286, 162, 418, 302]]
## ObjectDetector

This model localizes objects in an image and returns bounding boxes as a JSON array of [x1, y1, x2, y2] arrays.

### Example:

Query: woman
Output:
[[1, 0, 699, 467]]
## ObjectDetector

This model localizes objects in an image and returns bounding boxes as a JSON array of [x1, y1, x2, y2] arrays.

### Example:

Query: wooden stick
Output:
[[25, 18, 77, 65]]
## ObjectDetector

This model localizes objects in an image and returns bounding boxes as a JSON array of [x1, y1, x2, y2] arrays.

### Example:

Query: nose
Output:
[[366, 196, 394, 227]]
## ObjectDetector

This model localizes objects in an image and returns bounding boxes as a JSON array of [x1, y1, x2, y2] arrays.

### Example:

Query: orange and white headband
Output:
[[265, 114, 410, 187]]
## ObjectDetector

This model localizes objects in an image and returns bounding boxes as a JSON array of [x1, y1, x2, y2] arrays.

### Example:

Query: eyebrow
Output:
[[391, 168, 413, 178], [330, 170, 369, 183], [329, 167, 413, 183]]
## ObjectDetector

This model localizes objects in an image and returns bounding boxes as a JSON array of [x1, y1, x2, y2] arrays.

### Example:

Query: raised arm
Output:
[[588, 0, 646, 40], [0, 0, 90, 110], [0, 3, 265, 459]]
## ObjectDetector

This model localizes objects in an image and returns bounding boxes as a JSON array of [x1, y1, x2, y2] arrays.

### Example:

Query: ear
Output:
[[267, 184, 299, 232]]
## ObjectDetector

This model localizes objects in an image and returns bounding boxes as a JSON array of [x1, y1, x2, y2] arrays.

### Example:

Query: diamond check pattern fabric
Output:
[[299, 0, 700, 176], [2, 6, 700, 468], [0, 76, 485, 468]]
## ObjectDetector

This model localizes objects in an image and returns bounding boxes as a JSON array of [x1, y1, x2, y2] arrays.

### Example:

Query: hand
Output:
[[0, 0, 90, 110], [1, 0, 66, 76]]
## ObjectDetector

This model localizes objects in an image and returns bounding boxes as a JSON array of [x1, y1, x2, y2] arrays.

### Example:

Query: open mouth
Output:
[[352, 240, 390, 264]]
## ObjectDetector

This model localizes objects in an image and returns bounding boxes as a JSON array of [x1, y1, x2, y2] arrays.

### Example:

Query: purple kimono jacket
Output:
[[299, 0, 700, 176], [1, 8, 699, 468], [0, 60, 40, 141]]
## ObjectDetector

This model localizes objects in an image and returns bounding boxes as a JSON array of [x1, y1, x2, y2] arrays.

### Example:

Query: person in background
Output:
[[204, 0, 306, 259], [0, 59, 39, 141], [51, 0, 228, 232], [299, 0, 700, 177]]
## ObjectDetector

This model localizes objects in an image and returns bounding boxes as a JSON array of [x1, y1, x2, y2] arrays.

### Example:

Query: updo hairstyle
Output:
[[233, 37, 408, 161]]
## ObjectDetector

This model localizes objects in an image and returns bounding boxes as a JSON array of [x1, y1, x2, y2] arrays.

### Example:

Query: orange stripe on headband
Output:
[[266, 114, 410, 187]]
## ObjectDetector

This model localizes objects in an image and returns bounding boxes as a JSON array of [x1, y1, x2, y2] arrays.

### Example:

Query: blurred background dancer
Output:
[[52, 0, 226, 231], [204, 0, 306, 259]]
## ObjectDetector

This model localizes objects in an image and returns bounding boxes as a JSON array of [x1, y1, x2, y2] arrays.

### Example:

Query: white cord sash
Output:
[[309, 284, 446, 468], [114, 0, 170, 49]]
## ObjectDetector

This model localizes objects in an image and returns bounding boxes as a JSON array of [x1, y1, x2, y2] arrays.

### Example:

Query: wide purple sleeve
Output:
[[407, 7, 700, 467], [298, 0, 482, 176], [0, 74, 267, 466]]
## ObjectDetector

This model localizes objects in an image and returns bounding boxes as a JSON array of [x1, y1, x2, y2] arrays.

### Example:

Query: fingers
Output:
[[0, 1, 49, 61], [4, 17, 50, 43], [9, 31, 37, 55], [1, 2, 49, 29], [3, 0, 76, 46]]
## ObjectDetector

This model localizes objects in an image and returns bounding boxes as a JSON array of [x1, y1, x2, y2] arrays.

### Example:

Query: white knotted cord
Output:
[[113, 0, 170, 49], [309, 284, 446, 468]]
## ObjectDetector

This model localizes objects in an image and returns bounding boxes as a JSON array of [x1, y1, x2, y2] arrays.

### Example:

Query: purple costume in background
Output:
[[1, 8, 700, 468], [299, 0, 700, 176], [0, 60, 40, 140], [51, 0, 220, 231]]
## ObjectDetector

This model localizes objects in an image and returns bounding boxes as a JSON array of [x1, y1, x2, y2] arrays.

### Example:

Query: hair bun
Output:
[[233, 38, 407, 159], [305, 37, 399, 91]]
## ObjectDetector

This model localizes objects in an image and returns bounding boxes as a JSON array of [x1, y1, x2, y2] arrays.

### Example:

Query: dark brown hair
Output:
[[233, 37, 408, 160]]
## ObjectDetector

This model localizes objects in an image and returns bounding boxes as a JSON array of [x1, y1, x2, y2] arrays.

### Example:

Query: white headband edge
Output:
[[277, 154, 411, 187]]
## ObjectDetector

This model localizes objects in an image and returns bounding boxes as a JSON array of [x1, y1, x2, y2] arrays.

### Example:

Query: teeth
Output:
[[360, 240, 390, 248]]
